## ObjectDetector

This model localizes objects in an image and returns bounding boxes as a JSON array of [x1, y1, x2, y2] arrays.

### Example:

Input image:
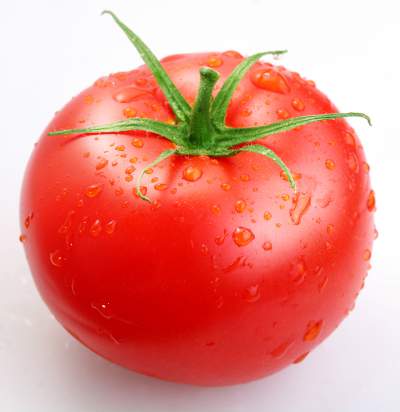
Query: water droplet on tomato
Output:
[[104, 220, 117, 234], [262, 241, 272, 251], [281, 193, 290, 201], [211, 204, 221, 215], [91, 301, 113, 319], [154, 183, 168, 191], [113, 87, 148, 103], [90, 219, 102, 237], [223, 50, 243, 58], [276, 108, 290, 119], [242, 284, 260, 303], [115, 145, 125, 151], [132, 138, 144, 148], [183, 166, 203, 182], [363, 162, 370, 173], [293, 351, 309, 364], [270, 340, 294, 358], [251, 68, 290, 93], [85, 184, 103, 198], [49, 250, 65, 267], [222, 256, 245, 273], [290, 257, 307, 285], [291, 98, 305, 111], [96, 158, 108, 170], [303, 320, 323, 341], [367, 190, 376, 212], [344, 131, 356, 146], [207, 56, 223, 68], [19, 234, 27, 243], [264, 211, 272, 220], [221, 183, 231, 191], [235, 199, 246, 213], [58, 211, 75, 235], [317, 193, 332, 208], [232, 227, 255, 247], [325, 159, 336, 170], [326, 224, 334, 235], [290, 192, 311, 225], [123, 107, 137, 118], [347, 152, 359, 173], [363, 249, 371, 261], [215, 229, 228, 245], [240, 174, 250, 182]]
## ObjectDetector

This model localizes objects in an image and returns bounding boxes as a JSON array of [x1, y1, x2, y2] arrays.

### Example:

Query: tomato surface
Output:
[[20, 50, 375, 385]]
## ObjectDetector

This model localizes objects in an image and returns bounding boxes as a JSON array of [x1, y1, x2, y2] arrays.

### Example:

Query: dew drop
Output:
[[235, 199, 246, 213], [264, 211, 272, 220], [113, 87, 148, 103], [90, 219, 102, 237], [215, 229, 228, 245], [317, 193, 332, 208], [251, 68, 290, 93], [49, 250, 65, 267], [85, 184, 103, 198], [326, 224, 334, 235], [242, 284, 260, 303], [115, 145, 125, 152], [363, 249, 371, 261], [325, 159, 336, 170], [291, 98, 305, 111], [96, 158, 108, 170], [232, 227, 255, 247], [19, 234, 27, 243], [104, 220, 117, 234], [262, 241, 272, 251], [367, 190, 376, 212], [303, 320, 323, 341], [154, 183, 168, 191], [344, 131, 356, 146], [24, 216, 31, 229], [211, 204, 221, 215], [290, 192, 311, 225], [290, 257, 307, 285], [207, 56, 223, 68], [293, 351, 309, 364], [270, 340, 294, 358], [132, 138, 144, 148], [347, 152, 359, 173], [183, 166, 203, 182], [276, 108, 290, 119], [240, 174, 250, 182], [223, 50, 243, 58], [123, 107, 137, 118], [221, 183, 231, 191]]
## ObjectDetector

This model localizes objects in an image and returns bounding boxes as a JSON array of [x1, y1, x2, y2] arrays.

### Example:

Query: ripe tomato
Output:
[[20, 11, 375, 386]]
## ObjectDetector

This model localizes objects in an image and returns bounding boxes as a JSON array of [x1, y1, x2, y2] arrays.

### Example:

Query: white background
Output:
[[1, 0, 399, 411]]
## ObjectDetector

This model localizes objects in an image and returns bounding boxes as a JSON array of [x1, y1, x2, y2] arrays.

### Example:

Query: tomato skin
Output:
[[20, 52, 374, 386]]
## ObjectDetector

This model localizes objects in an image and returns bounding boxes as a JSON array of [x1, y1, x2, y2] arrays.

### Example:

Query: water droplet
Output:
[[240, 174, 250, 182], [280, 170, 302, 182], [132, 138, 144, 148], [207, 56, 223, 68], [85, 184, 103, 198], [291, 98, 305, 111], [264, 211, 272, 220], [222, 256, 245, 273], [270, 340, 294, 358], [344, 131, 356, 146], [24, 214, 33, 229], [303, 320, 323, 341], [215, 229, 228, 245], [281, 193, 290, 201], [90, 219, 102, 237], [104, 220, 117, 234], [58, 210, 75, 235], [293, 351, 309, 364], [317, 193, 332, 208], [154, 183, 168, 191], [347, 152, 359, 173], [262, 241, 272, 251], [183, 166, 203, 182], [276, 108, 290, 119], [115, 145, 125, 151], [96, 158, 108, 170], [290, 192, 311, 225], [125, 166, 135, 175], [367, 190, 376, 212], [49, 250, 65, 267], [211, 204, 221, 215], [232, 227, 255, 247], [363, 162, 370, 173], [19, 234, 27, 242], [363, 249, 371, 261], [325, 159, 336, 170], [235, 199, 246, 213], [290, 257, 307, 285], [242, 284, 260, 303], [326, 224, 334, 235], [134, 186, 147, 197], [123, 107, 137, 118], [221, 183, 231, 191], [223, 50, 243, 58], [251, 68, 290, 93], [144, 168, 153, 174], [113, 87, 148, 103]]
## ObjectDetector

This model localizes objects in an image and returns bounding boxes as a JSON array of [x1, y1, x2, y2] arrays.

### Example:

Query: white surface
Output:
[[1, 0, 399, 411]]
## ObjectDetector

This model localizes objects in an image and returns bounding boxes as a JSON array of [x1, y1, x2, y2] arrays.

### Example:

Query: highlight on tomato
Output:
[[20, 11, 375, 386]]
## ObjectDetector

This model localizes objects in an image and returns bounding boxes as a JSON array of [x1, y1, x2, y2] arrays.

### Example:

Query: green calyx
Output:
[[49, 10, 371, 202]]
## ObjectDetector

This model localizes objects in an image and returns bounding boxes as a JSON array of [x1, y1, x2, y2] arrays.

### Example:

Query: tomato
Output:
[[20, 11, 375, 386]]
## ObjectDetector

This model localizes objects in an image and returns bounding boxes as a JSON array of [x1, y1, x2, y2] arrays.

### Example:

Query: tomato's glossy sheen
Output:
[[20, 52, 375, 385]]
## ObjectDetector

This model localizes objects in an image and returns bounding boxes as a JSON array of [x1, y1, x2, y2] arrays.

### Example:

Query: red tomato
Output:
[[20, 12, 375, 386]]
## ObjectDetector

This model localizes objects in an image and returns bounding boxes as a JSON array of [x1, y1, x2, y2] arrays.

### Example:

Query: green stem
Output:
[[187, 68, 220, 149]]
